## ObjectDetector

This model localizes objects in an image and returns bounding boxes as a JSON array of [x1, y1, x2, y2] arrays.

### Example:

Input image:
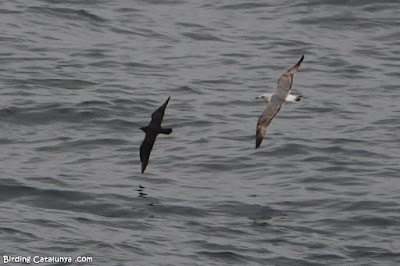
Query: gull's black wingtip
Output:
[[290, 55, 304, 72], [255, 138, 262, 149]]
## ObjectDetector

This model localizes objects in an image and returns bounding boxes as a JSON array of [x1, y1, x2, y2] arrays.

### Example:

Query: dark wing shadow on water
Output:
[[0, 178, 160, 220]]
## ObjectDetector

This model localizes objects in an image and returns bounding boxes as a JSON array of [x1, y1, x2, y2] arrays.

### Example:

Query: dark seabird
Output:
[[255, 55, 304, 149], [140, 97, 172, 173]]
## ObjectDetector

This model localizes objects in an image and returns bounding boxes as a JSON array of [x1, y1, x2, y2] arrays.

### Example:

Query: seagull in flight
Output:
[[140, 97, 172, 173], [255, 55, 304, 149]]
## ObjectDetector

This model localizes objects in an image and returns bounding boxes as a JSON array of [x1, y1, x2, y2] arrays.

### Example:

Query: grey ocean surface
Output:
[[1, 0, 399, 265]]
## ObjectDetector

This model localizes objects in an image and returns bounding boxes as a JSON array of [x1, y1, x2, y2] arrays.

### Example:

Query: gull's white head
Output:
[[255, 93, 272, 102]]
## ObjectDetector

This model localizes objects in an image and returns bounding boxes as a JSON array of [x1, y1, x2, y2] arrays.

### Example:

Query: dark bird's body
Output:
[[140, 97, 172, 173], [256, 55, 304, 149]]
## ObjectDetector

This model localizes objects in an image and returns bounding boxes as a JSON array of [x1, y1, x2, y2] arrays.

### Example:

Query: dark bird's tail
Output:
[[159, 128, 172, 134]]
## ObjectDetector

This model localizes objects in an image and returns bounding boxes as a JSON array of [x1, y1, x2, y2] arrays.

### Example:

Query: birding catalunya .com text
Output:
[[2, 255, 93, 264]]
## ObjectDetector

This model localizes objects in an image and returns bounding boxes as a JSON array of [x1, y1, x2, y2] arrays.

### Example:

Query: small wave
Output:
[[181, 32, 227, 42], [35, 138, 130, 152], [197, 251, 248, 263], [218, 3, 271, 10], [28, 7, 109, 24]]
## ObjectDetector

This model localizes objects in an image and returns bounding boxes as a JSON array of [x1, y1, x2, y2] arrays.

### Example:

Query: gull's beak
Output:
[[255, 95, 261, 99]]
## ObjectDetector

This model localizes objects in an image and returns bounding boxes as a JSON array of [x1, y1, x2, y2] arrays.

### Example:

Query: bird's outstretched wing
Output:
[[149, 96, 170, 128], [256, 99, 283, 149], [274, 55, 304, 99], [140, 132, 157, 173]]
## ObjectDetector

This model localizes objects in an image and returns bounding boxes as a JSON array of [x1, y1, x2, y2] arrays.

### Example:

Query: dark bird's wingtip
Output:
[[161, 96, 171, 107], [141, 164, 146, 174], [298, 55, 304, 64]]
